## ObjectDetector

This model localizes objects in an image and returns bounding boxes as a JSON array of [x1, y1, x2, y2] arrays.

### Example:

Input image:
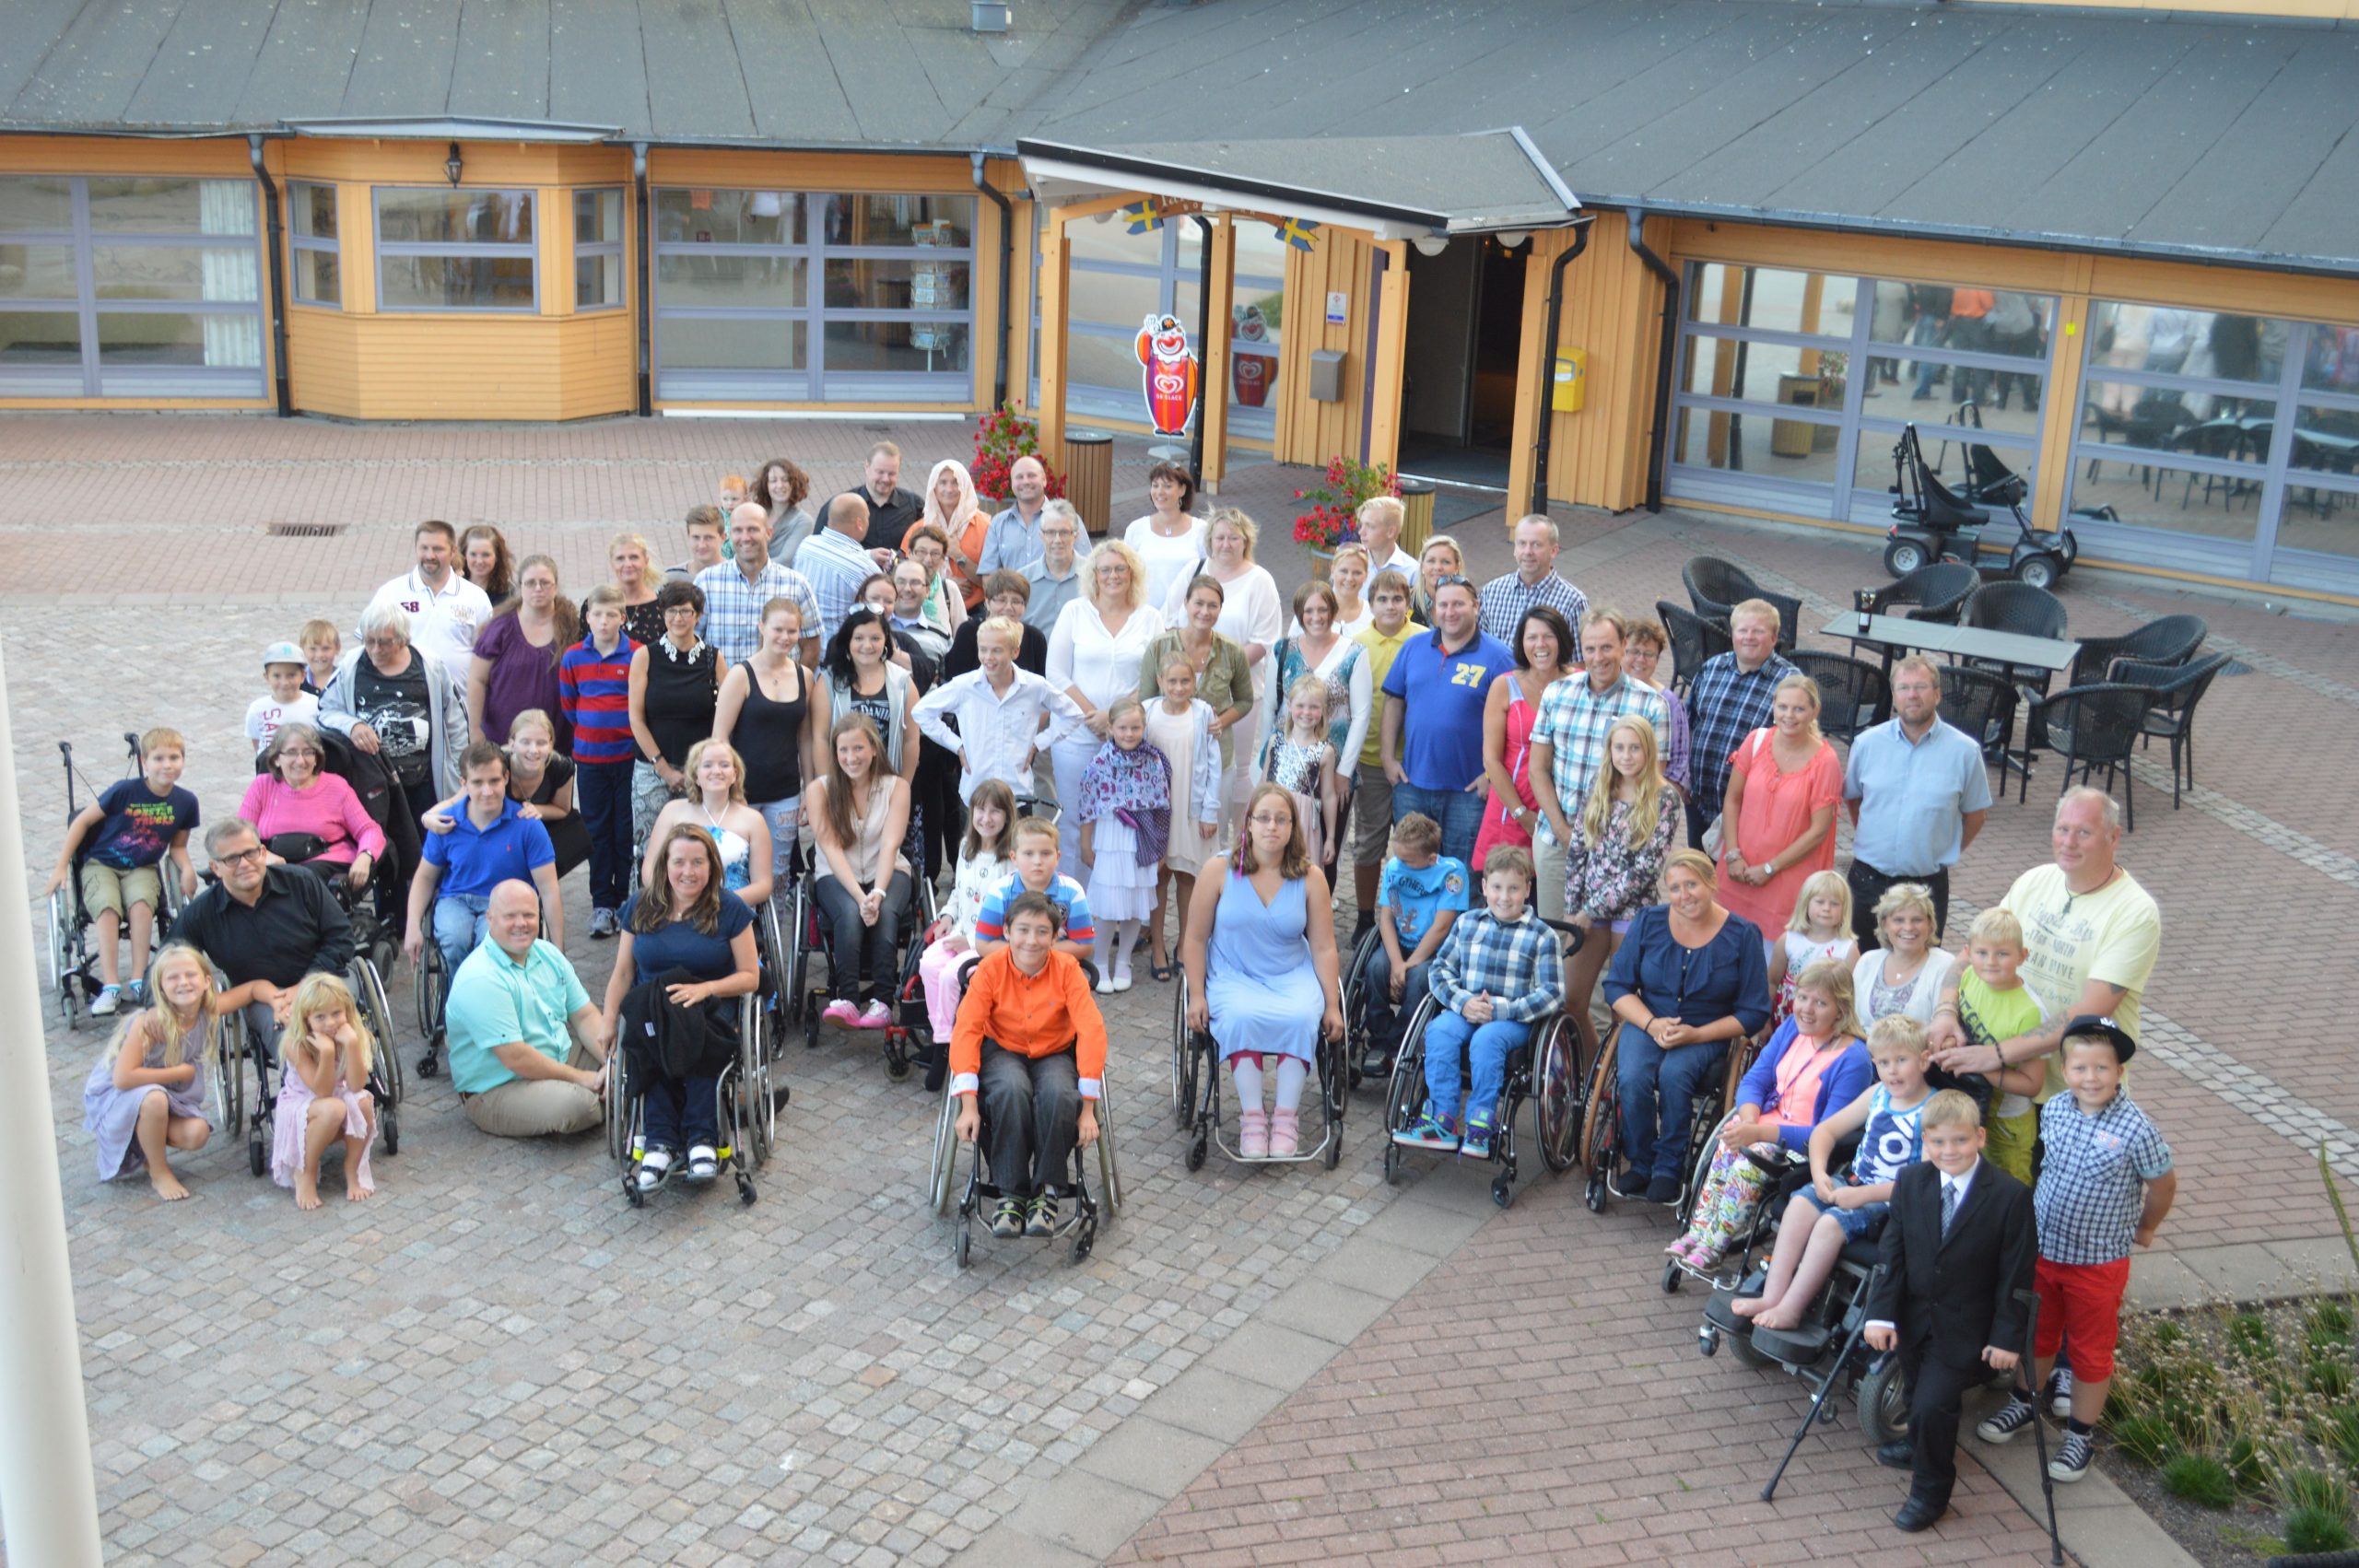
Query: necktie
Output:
[[1941, 1179, 1959, 1236]]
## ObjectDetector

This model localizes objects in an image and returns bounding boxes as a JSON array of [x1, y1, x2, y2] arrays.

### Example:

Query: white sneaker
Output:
[[89, 985, 123, 1017]]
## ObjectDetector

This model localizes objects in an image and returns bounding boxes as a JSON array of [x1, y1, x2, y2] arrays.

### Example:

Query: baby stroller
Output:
[[1884, 422, 2076, 589]]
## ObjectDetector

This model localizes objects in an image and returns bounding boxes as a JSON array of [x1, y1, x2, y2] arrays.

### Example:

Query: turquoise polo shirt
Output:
[[1379, 627, 1513, 790], [444, 938, 593, 1094]]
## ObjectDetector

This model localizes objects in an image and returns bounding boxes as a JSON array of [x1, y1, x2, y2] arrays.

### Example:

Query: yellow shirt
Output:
[[1354, 618, 1427, 767]]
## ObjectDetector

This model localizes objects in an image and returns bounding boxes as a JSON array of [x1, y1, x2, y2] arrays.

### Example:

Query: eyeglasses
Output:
[[214, 847, 265, 867]]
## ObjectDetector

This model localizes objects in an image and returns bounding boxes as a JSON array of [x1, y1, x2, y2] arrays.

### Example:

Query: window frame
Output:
[[573, 187, 625, 313], [288, 181, 340, 310], [371, 185, 539, 315]]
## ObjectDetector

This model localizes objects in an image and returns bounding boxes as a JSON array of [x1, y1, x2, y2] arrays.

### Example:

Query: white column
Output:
[[0, 645, 105, 1565]]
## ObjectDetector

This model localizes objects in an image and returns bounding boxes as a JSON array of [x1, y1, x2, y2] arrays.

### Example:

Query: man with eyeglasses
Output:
[[1379, 575, 1511, 867], [167, 817, 356, 1056], [1021, 501, 1090, 638]]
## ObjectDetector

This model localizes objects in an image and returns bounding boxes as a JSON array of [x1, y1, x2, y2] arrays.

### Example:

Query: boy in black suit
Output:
[[1861, 1089, 2037, 1532]]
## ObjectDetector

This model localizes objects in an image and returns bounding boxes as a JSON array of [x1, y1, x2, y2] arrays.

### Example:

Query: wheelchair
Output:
[[605, 978, 781, 1209], [1374, 920, 1586, 1208], [780, 842, 938, 1081], [214, 955, 405, 1181], [414, 893, 557, 1078], [1579, 1020, 1759, 1218], [1335, 924, 1391, 1090], [1171, 967, 1347, 1173], [47, 735, 189, 1032], [925, 957, 1120, 1269]]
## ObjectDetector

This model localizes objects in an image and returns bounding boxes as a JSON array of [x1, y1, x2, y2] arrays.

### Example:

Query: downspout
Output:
[[1625, 207, 1679, 512], [633, 142, 652, 416], [246, 134, 292, 416], [1187, 212, 1214, 486], [971, 152, 1014, 412], [1527, 216, 1592, 515]]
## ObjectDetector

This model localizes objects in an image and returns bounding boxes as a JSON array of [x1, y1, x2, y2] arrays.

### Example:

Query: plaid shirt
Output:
[[1685, 651, 1798, 809], [694, 561, 820, 667], [1428, 907, 1565, 1024], [2034, 1090, 2172, 1265], [1528, 673, 1669, 838], [1478, 569, 1589, 647]]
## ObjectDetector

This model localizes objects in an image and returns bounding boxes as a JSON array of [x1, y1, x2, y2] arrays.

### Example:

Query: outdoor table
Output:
[[1822, 613, 2081, 685]]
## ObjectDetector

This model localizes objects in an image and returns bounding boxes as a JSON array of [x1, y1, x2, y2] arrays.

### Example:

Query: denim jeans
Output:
[[812, 871, 913, 1007], [755, 795, 801, 895], [640, 1072, 720, 1155], [1360, 945, 1431, 1065], [1391, 782, 1485, 869], [1614, 1021, 1727, 1181], [1423, 1009, 1529, 1129], [576, 758, 635, 913], [431, 892, 491, 987], [980, 1041, 1079, 1198]]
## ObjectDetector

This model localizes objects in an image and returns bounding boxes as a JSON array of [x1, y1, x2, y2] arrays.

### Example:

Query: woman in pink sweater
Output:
[[239, 723, 385, 893]]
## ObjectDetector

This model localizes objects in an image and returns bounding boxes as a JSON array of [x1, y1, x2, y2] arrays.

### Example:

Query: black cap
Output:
[[2060, 1014, 2136, 1064]]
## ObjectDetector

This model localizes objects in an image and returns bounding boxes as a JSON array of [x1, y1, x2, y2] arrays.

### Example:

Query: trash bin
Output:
[[1398, 477, 1437, 555], [1772, 375, 1819, 460], [1063, 428, 1113, 537]]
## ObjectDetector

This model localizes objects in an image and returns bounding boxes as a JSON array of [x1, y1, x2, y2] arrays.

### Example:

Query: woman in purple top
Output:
[[239, 723, 386, 893], [470, 554, 580, 746]]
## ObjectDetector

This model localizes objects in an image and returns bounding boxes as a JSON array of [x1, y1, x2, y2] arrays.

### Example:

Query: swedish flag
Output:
[[1273, 216, 1320, 251], [1121, 200, 1165, 234]]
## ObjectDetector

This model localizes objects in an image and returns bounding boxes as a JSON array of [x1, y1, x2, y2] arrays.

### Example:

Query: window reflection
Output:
[[1684, 263, 1858, 338], [2085, 304, 2281, 386]]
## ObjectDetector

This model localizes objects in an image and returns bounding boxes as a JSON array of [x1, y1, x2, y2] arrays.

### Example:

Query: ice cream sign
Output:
[[1135, 312, 1201, 438]]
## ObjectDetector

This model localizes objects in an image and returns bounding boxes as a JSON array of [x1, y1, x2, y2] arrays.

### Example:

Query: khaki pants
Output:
[[1532, 828, 1569, 924], [463, 1038, 604, 1139]]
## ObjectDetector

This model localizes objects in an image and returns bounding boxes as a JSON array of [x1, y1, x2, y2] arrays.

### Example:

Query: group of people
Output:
[[65, 460, 2179, 1539]]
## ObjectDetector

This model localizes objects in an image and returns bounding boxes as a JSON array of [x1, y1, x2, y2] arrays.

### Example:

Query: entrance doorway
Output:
[[1398, 236, 1529, 489]]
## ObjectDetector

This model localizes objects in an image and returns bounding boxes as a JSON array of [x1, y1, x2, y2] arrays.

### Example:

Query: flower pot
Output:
[[1309, 546, 1334, 579]]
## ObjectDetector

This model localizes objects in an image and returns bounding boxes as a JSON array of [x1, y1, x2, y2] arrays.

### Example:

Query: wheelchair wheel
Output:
[[210, 999, 246, 1162], [412, 942, 446, 1077], [1379, 996, 1436, 1185], [1678, 1109, 1738, 1229], [1095, 1080, 1121, 1217], [1730, 1323, 1777, 1369], [349, 959, 403, 1112], [1168, 978, 1191, 1129], [1580, 1034, 1621, 1212], [928, 1084, 959, 1217], [738, 992, 775, 1167], [1530, 1015, 1581, 1175], [604, 1036, 633, 1164], [1857, 1352, 1911, 1446], [1340, 925, 1380, 1088], [45, 890, 67, 995]]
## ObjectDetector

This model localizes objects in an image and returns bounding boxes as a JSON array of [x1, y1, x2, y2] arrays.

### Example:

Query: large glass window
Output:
[[373, 188, 536, 311], [651, 187, 973, 400], [574, 189, 624, 311], [288, 182, 339, 308], [0, 175, 264, 396]]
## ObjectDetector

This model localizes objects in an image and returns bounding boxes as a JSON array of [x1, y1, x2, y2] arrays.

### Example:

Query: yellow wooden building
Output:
[[3, 0, 2356, 598]]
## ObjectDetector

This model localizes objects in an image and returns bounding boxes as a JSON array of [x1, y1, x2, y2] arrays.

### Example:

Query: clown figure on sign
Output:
[[1136, 313, 1201, 438]]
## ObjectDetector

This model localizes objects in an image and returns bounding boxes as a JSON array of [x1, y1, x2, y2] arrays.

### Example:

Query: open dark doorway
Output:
[[1397, 236, 1529, 490]]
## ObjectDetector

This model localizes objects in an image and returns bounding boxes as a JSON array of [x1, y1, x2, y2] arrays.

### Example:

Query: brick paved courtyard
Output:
[[5, 412, 2353, 1565]]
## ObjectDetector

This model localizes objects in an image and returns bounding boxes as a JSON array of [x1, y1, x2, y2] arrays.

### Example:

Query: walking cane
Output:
[[1762, 1263, 1885, 1502], [2015, 1287, 2064, 1565]]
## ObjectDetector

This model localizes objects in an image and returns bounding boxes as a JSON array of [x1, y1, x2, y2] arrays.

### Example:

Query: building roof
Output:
[[3, 0, 2355, 275]]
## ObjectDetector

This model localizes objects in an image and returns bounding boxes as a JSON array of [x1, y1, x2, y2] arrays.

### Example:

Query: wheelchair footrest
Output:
[[1703, 1273, 1767, 1337], [1748, 1321, 1836, 1367]]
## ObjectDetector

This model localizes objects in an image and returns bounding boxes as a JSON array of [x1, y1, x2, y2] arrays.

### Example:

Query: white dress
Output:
[[1124, 515, 1209, 609], [1046, 598, 1168, 882]]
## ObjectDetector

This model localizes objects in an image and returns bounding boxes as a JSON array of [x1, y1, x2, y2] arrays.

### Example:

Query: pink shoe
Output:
[[1269, 1109, 1300, 1158], [1238, 1109, 1270, 1159], [822, 999, 859, 1027], [855, 1000, 893, 1029]]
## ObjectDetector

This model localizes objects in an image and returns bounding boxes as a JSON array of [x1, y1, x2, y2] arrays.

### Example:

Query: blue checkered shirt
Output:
[[2034, 1090, 2172, 1265], [694, 561, 820, 667], [1685, 651, 1798, 811], [794, 527, 876, 649], [1478, 569, 1589, 647], [1428, 908, 1565, 1024], [1529, 673, 1669, 838]]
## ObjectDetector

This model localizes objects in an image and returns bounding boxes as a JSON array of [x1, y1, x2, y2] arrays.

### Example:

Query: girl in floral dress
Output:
[[1258, 680, 1339, 871], [1076, 697, 1172, 994], [1562, 716, 1684, 1058]]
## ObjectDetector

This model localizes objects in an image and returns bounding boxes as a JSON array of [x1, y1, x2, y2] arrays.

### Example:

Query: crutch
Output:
[[1761, 1262, 1885, 1502], [2016, 1286, 2064, 1565]]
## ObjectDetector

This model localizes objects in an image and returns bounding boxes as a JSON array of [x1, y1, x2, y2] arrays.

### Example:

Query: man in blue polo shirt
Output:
[[405, 741, 563, 979], [1843, 655, 1990, 946], [1379, 576, 1512, 866]]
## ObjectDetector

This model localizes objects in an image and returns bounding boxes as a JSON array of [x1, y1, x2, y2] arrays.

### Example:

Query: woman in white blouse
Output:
[[1161, 508, 1283, 842], [1048, 539, 1167, 881], [1122, 461, 1208, 610], [1849, 882, 1957, 1027]]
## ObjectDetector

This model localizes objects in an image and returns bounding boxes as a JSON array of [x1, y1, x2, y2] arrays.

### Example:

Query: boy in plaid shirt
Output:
[[1974, 1014, 2176, 1483], [1395, 845, 1564, 1159]]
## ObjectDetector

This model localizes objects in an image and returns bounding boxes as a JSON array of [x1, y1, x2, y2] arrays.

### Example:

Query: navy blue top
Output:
[[1602, 903, 1772, 1035], [88, 779, 200, 869], [618, 892, 753, 982]]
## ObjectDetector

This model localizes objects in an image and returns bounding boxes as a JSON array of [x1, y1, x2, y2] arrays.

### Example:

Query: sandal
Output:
[[1149, 959, 1176, 982], [685, 1145, 720, 1183]]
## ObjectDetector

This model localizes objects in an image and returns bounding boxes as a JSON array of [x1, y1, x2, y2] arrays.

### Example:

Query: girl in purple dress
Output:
[[1076, 697, 1172, 994], [271, 972, 380, 1209], [81, 943, 217, 1201]]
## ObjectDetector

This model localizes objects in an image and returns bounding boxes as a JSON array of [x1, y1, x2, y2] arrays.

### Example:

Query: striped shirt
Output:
[[2035, 1090, 2172, 1265], [1428, 907, 1565, 1024], [1477, 569, 1589, 647], [1685, 651, 1798, 811], [557, 635, 638, 764], [1529, 672, 1669, 839], [694, 561, 821, 667]]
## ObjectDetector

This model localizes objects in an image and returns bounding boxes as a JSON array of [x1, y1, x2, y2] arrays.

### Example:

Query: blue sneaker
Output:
[[1393, 1112, 1460, 1151], [1460, 1119, 1495, 1161]]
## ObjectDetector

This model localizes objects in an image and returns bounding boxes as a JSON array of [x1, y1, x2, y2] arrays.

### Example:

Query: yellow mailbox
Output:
[[1551, 349, 1588, 414]]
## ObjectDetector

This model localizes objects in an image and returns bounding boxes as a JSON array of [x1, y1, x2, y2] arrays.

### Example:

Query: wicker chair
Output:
[[2111, 651, 2231, 808], [1865, 562, 1978, 626], [1936, 665, 2021, 794], [1784, 650, 1890, 743], [2068, 614, 2207, 688], [1655, 600, 1731, 696], [1683, 557, 1802, 652], [2018, 684, 2155, 830], [1961, 581, 2071, 697]]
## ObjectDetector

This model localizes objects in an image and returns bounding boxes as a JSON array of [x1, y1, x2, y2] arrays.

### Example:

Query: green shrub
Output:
[[2230, 1312, 2278, 1363], [2224, 1433, 2271, 1495], [2309, 1299, 2354, 1351], [2306, 1355, 2354, 1400], [2160, 1451, 2236, 1509], [2309, 1404, 2359, 1471], [2277, 1467, 2349, 1518], [2111, 1413, 2175, 1467], [2285, 1505, 2355, 1555]]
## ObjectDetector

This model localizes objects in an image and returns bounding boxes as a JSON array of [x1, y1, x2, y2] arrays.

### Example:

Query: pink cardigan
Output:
[[238, 774, 386, 865]]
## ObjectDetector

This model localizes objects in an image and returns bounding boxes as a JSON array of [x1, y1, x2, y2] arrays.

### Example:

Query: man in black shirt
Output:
[[169, 819, 355, 1055], [839, 439, 923, 556]]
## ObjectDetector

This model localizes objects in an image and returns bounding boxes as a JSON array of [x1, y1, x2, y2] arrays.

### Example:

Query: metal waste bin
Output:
[[1398, 476, 1437, 555], [1063, 428, 1113, 537]]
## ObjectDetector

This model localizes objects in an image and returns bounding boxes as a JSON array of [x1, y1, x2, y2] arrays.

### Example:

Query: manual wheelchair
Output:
[[777, 842, 938, 1081], [1170, 966, 1348, 1172], [1579, 1020, 1760, 1219], [212, 953, 405, 1181], [47, 735, 190, 1032], [604, 971, 783, 1209]]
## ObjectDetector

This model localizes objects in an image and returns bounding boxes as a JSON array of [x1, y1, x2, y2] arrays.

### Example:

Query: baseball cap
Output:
[[2060, 1013, 2136, 1064], [263, 640, 305, 669]]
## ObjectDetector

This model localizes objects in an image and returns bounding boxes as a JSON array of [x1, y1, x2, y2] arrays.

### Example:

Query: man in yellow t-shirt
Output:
[[1349, 568, 1426, 942]]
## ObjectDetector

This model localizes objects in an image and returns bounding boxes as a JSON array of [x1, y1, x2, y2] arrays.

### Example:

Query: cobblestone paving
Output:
[[4, 412, 2353, 1564]]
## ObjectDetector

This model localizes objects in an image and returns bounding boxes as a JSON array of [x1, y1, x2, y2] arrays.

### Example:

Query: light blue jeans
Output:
[[1423, 1009, 1530, 1130], [431, 892, 491, 987]]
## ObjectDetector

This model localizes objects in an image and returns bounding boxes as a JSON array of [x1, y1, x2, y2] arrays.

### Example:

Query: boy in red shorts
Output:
[[1973, 1014, 2176, 1483]]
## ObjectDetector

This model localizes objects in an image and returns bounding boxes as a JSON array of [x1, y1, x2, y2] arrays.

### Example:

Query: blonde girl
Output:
[[80, 942, 217, 1201], [273, 972, 379, 1209], [1768, 869, 1859, 1035], [639, 737, 774, 909], [1075, 696, 1172, 992], [1259, 676, 1340, 870], [917, 778, 1019, 1083], [1563, 714, 1684, 1058], [1143, 651, 1223, 979]]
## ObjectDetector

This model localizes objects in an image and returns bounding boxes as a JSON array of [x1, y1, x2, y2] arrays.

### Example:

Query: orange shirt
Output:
[[1950, 288, 1995, 320], [950, 947, 1108, 1097]]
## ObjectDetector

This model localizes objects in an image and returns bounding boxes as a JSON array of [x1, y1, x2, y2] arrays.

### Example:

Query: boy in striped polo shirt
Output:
[[559, 586, 638, 937]]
